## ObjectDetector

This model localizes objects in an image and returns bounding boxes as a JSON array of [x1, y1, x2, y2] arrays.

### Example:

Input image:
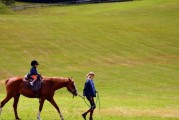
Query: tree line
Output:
[[1, 0, 132, 6], [1, 0, 15, 5]]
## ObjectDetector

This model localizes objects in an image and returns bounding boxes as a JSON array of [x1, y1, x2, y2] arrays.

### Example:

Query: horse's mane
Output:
[[42, 77, 69, 83]]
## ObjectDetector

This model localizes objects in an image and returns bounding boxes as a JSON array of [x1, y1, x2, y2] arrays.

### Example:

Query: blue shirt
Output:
[[29, 66, 39, 76], [83, 79, 96, 97]]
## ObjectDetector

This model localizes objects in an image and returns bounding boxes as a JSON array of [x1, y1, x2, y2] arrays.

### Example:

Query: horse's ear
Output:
[[68, 77, 73, 82], [68, 77, 72, 81]]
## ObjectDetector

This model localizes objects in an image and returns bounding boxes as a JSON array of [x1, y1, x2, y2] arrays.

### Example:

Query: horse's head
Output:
[[67, 78, 78, 97]]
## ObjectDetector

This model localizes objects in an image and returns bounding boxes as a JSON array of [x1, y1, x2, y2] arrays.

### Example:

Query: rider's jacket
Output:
[[83, 79, 96, 97]]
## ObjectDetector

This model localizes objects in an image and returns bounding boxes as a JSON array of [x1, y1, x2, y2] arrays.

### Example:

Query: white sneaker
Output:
[[30, 82, 33, 86]]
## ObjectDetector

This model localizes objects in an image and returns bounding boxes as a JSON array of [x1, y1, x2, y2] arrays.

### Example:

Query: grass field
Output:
[[0, 0, 179, 119]]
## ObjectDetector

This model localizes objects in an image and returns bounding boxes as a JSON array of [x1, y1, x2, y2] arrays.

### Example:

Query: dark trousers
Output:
[[86, 96, 96, 110], [85, 96, 96, 118]]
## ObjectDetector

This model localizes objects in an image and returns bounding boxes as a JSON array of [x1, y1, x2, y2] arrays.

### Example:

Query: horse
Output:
[[0, 76, 78, 120]]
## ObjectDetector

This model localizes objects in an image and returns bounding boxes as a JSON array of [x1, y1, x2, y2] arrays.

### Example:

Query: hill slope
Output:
[[0, 0, 179, 120]]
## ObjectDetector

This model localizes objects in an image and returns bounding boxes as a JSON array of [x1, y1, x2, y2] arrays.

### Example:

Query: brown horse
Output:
[[0, 76, 78, 120]]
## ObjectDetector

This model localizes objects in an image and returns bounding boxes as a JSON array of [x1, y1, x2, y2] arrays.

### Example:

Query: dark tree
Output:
[[1, 0, 15, 5]]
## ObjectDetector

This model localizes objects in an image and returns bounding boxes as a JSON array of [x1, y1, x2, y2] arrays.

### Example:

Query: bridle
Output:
[[67, 80, 78, 97]]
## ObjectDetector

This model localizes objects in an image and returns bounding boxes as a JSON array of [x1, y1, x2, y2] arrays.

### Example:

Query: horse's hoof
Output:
[[37, 116, 42, 120], [0, 107, 2, 115], [16, 118, 21, 120]]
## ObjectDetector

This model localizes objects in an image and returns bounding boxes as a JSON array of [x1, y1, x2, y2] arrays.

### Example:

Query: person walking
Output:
[[82, 72, 97, 120]]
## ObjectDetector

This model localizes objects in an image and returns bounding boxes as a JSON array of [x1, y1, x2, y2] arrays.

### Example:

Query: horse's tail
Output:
[[5, 79, 9, 85]]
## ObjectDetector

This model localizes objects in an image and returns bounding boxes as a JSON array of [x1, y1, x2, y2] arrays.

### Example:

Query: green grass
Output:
[[0, 0, 179, 120]]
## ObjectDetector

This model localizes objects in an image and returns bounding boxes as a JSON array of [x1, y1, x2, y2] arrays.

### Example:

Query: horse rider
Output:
[[82, 72, 98, 120], [28, 60, 41, 86]]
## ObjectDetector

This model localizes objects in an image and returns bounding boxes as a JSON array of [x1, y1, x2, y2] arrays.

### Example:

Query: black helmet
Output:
[[31, 60, 39, 66]]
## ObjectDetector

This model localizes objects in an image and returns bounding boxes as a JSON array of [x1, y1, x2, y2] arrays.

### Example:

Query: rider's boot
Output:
[[82, 112, 87, 120]]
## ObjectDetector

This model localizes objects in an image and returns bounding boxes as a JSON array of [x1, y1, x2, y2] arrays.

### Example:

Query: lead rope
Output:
[[96, 92, 100, 112], [78, 94, 90, 107], [78, 92, 100, 112]]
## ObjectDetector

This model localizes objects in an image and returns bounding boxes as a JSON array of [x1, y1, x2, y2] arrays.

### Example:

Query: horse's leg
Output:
[[47, 98, 64, 120], [0, 103, 2, 115], [0, 94, 13, 115], [37, 98, 45, 120], [13, 94, 21, 120]]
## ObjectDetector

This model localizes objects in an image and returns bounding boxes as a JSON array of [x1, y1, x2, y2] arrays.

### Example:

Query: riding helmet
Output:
[[31, 60, 39, 66]]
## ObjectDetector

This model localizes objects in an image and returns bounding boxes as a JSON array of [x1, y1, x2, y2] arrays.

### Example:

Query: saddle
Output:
[[24, 74, 43, 91]]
